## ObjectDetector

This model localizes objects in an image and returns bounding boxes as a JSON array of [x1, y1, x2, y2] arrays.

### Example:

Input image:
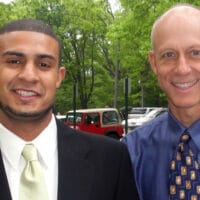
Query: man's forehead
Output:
[[156, 6, 200, 29], [153, 7, 200, 41], [0, 30, 56, 39], [0, 31, 59, 56], [0, 31, 59, 49]]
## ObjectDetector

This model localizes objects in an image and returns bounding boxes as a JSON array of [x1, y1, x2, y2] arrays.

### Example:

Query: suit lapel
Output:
[[0, 151, 12, 200], [56, 121, 94, 200]]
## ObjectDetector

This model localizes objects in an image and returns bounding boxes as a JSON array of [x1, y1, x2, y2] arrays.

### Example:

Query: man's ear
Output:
[[56, 66, 66, 88], [148, 51, 158, 75]]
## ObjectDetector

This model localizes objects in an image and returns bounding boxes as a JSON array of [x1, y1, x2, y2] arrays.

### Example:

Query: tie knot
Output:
[[22, 144, 38, 162], [180, 133, 190, 142]]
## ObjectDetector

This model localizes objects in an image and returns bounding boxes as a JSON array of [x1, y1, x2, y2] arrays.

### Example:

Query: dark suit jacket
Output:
[[0, 119, 138, 200]]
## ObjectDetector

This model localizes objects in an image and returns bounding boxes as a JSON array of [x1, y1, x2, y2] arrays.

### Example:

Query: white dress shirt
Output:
[[0, 115, 58, 200]]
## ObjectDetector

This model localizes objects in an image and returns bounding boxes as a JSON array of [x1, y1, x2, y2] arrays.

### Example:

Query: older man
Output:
[[123, 4, 200, 200]]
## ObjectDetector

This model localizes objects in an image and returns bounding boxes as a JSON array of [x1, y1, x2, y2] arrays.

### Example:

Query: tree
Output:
[[9, 0, 117, 112], [2, 0, 199, 113]]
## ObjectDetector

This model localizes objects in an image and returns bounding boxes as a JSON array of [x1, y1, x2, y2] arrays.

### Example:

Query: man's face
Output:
[[0, 31, 65, 121], [149, 14, 200, 110]]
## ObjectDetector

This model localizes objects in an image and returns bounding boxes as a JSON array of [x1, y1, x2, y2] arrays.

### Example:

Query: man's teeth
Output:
[[173, 80, 198, 89], [16, 90, 37, 97]]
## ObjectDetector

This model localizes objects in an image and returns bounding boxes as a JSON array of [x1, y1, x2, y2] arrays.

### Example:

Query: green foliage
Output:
[[1, 0, 198, 113], [0, 3, 13, 25]]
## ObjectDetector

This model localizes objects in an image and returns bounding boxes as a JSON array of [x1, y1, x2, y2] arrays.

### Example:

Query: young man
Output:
[[123, 4, 200, 200], [0, 19, 138, 200]]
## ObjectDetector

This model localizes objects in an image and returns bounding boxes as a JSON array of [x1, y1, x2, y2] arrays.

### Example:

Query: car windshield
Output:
[[145, 109, 159, 117], [145, 109, 166, 118], [102, 111, 119, 125], [66, 113, 82, 123], [129, 108, 147, 114]]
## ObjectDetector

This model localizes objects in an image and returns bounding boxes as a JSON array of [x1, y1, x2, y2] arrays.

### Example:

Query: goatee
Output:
[[0, 102, 54, 122]]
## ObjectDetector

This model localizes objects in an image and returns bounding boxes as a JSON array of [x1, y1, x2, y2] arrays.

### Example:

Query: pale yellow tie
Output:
[[19, 144, 49, 200]]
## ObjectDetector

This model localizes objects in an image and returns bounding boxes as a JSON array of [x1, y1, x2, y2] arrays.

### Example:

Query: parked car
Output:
[[122, 107, 167, 132], [127, 107, 161, 119], [55, 115, 67, 123], [65, 108, 124, 139]]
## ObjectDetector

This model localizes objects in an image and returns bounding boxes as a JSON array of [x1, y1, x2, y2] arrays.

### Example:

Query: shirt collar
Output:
[[187, 119, 200, 151], [168, 110, 186, 135], [0, 114, 57, 170], [168, 110, 200, 150]]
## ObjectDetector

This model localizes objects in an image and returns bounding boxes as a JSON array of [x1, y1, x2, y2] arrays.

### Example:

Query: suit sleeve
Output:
[[115, 143, 139, 200]]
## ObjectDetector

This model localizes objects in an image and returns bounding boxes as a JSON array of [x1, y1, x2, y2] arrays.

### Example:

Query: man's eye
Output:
[[191, 50, 200, 56], [39, 62, 50, 68], [163, 52, 175, 58], [7, 59, 21, 64]]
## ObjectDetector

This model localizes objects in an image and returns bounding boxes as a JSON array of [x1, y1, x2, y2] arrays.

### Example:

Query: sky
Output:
[[109, 0, 120, 12], [0, 0, 11, 3]]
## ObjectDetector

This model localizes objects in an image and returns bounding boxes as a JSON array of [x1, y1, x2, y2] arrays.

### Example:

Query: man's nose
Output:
[[18, 62, 39, 82], [175, 55, 191, 74]]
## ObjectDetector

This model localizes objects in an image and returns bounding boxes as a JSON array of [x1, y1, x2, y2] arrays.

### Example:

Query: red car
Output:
[[65, 108, 124, 139]]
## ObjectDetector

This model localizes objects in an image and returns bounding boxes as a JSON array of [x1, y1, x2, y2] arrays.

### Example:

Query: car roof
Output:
[[67, 108, 118, 113], [55, 115, 66, 119]]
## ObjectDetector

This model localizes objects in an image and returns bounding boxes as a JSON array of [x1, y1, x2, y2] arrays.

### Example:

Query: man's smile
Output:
[[171, 79, 199, 89]]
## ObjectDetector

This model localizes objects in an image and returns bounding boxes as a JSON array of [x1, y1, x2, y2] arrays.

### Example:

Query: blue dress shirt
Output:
[[122, 110, 200, 200]]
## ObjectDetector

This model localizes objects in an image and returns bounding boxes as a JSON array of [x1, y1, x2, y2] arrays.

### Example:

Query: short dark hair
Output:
[[0, 18, 62, 65]]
